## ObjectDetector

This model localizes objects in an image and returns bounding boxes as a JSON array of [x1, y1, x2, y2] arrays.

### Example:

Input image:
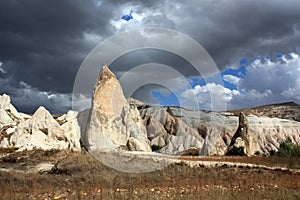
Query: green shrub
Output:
[[276, 139, 293, 157], [269, 150, 276, 156], [151, 145, 162, 152], [275, 139, 300, 157], [226, 146, 246, 156], [291, 144, 300, 157], [254, 151, 261, 156]]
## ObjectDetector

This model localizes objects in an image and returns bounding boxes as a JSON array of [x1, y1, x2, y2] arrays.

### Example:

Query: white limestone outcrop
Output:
[[0, 94, 81, 151], [84, 65, 151, 152]]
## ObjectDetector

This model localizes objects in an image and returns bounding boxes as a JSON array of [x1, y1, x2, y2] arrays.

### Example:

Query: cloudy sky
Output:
[[0, 0, 300, 113]]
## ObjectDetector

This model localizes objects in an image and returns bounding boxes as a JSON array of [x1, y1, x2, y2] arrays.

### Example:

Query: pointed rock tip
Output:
[[0, 93, 11, 104], [102, 64, 108, 70], [99, 64, 116, 80], [101, 64, 112, 73], [34, 106, 51, 115]]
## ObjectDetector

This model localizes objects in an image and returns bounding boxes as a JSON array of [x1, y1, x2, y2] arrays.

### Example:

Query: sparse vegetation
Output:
[[0, 149, 299, 199], [226, 146, 246, 156], [269, 150, 276, 156], [275, 139, 300, 157], [151, 144, 162, 152], [254, 151, 261, 156]]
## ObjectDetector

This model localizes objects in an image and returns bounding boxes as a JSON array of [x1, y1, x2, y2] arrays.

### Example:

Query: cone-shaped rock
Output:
[[85, 65, 151, 152], [229, 112, 260, 155], [10, 106, 80, 151]]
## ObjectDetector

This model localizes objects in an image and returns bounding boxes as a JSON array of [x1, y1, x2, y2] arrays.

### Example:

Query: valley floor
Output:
[[0, 149, 299, 200]]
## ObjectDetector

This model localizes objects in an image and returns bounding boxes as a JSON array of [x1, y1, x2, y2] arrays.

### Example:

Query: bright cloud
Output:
[[0, 62, 6, 74], [223, 74, 240, 85], [181, 83, 240, 111], [239, 53, 300, 99], [181, 53, 300, 111], [0, 78, 71, 113]]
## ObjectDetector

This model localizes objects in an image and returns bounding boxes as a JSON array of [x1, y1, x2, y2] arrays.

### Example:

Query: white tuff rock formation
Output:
[[139, 105, 300, 156], [228, 112, 300, 155], [84, 65, 151, 152], [0, 94, 81, 151], [1, 70, 300, 156]]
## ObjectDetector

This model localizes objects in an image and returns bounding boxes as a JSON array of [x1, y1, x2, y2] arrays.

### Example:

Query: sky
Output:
[[0, 0, 300, 113]]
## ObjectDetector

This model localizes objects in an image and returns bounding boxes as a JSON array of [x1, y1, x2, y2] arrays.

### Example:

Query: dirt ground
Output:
[[0, 149, 299, 200]]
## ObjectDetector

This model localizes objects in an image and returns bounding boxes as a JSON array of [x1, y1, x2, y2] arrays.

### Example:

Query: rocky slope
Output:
[[138, 105, 300, 156], [0, 94, 81, 151], [230, 102, 300, 122]]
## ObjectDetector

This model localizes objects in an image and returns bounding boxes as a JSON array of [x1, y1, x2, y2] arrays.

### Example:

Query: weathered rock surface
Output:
[[0, 108, 15, 127], [139, 105, 300, 156], [150, 136, 166, 148], [10, 106, 81, 151], [201, 127, 227, 155], [227, 112, 300, 155], [0, 94, 23, 129], [0, 94, 24, 123], [58, 111, 82, 151], [1, 68, 300, 157], [84, 65, 151, 152], [0, 94, 24, 148], [139, 106, 228, 155], [229, 112, 259, 155], [231, 102, 300, 122], [0, 94, 81, 151]]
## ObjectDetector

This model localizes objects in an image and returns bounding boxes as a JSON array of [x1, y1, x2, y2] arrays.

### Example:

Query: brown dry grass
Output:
[[0, 149, 300, 199]]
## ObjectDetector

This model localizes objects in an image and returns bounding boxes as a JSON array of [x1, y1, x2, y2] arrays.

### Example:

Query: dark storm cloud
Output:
[[0, 0, 299, 112], [0, 0, 121, 112], [0, 0, 115, 93], [158, 0, 300, 68]]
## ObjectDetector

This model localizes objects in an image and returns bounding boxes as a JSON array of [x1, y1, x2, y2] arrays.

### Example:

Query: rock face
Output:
[[139, 105, 300, 156], [228, 112, 300, 155], [201, 127, 228, 156], [231, 102, 300, 122], [10, 106, 81, 151], [139, 106, 230, 155], [247, 115, 300, 155], [229, 112, 259, 155], [84, 65, 151, 152], [1, 68, 300, 156], [0, 94, 81, 151], [0, 94, 24, 124], [0, 94, 25, 148]]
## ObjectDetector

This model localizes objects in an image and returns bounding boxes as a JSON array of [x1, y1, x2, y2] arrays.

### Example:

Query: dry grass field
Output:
[[0, 149, 299, 199]]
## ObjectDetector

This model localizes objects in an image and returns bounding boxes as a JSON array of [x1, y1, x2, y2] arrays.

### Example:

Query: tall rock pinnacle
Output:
[[92, 65, 129, 118], [229, 112, 260, 155], [84, 64, 151, 152]]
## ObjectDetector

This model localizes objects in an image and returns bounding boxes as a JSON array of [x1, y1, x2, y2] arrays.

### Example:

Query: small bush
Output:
[[254, 151, 261, 156], [151, 145, 162, 152], [269, 150, 276, 156], [226, 146, 246, 156], [1, 155, 18, 163], [275, 139, 300, 157], [276, 139, 293, 157]]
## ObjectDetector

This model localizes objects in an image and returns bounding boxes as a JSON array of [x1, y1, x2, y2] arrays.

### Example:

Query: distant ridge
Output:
[[135, 101, 300, 122], [229, 102, 300, 122], [253, 101, 299, 108]]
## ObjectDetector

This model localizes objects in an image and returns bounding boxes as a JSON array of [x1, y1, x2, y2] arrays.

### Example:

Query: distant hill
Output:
[[128, 97, 300, 122], [229, 102, 300, 122]]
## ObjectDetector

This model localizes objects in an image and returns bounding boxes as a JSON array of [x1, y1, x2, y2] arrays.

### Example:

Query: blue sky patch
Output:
[[121, 10, 133, 21], [221, 66, 246, 78], [152, 90, 180, 106]]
